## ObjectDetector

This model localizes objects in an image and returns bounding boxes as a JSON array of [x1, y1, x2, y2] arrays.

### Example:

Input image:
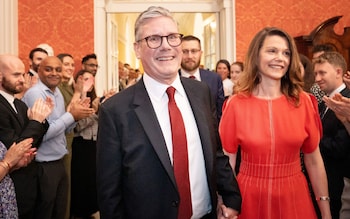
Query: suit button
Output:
[[172, 201, 179, 207]]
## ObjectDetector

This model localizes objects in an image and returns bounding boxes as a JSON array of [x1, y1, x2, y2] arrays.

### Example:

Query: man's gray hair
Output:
[[134, 6, 177, 41]]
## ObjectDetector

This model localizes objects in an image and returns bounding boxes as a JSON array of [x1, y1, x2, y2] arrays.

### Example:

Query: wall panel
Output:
[[18, 0, 94, 71], [235, 0, 350, 62]]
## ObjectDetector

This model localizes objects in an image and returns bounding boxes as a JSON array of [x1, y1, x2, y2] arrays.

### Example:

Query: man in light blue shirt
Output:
[[22, 56, 94, 219]]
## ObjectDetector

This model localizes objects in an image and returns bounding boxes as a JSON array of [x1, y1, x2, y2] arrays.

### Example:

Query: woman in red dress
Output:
[[219, 27, 331, 219]]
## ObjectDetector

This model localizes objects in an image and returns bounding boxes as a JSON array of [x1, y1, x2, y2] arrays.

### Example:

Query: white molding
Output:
[[95, 0, 236, 94], [221, 0, 234, 61], [94, 0, 108, 96], [0, 0, 18, 55], [106, 2, 220, 13], [232, 0, 236, 61]]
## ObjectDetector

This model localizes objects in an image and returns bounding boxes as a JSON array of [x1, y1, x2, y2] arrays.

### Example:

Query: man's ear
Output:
[[336, 67, 344, 79], [133, 42, 141, 59]]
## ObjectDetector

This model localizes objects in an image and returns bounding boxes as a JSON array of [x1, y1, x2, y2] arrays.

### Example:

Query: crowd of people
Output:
[[0, 49, 114, 218], [2, 5, 350, 219]]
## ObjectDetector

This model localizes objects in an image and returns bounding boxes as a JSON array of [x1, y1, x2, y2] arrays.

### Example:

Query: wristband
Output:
[[316, 196, 330, 201], [0, 160, 11, 172], [3, 160, 11, 169]]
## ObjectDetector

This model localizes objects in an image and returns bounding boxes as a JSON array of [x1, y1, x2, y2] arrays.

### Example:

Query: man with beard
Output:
[[0, 54, 53, 218], [179, 35, 224, 121], [15, 47, 49, 99], [28, 47, 48, 80], [82, 53, 99, 76]]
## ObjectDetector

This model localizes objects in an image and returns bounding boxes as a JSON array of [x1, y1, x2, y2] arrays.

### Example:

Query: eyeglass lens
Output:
[[182, 49, 200, 55], [86, 64, 99, 68], [144, 34, 182, 49]]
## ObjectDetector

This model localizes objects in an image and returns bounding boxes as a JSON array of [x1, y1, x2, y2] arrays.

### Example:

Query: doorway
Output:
[[94, 0, 235, 93]]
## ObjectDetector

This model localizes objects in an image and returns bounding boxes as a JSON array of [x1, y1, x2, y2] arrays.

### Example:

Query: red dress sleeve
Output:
[[219, 96, 239, 153], [308, 94, 323, 138], [302, 92, 322, 153]]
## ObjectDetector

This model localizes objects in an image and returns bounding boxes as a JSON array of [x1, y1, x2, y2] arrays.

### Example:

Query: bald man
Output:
[[22, 56, 94, 218], [0, 54, 53, 218]]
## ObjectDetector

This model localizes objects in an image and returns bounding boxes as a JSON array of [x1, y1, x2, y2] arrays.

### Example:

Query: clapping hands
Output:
[[323, 93, 350, 122], [4, 138, 36, 171], [27, 97, 54, 123], [68, 98, 95, 121]]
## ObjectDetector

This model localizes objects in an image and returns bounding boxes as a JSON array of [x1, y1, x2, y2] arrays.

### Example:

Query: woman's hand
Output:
[[3, 138, 34, 170]]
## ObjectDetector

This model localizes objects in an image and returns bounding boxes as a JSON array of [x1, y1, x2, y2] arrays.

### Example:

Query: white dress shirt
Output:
[[0, 90, 17, 113], [143, 73, 211, 218]]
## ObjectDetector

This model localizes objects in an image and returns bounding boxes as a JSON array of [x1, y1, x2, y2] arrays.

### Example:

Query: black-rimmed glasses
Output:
[[138, 33, 183, 49], [182, 49, 201, 55], [84, 63, 99, 69]]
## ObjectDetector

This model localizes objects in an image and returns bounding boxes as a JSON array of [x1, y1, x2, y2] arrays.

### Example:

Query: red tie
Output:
[[189, 75, 196, 80], [166, 86, 192, 219]]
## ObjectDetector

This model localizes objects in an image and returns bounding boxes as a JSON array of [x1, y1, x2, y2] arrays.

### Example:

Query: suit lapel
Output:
[[340, 87, 350, 98], [0, 94, 23, 125], [133, 80, 177, 187], [132, 78, 215, 188], [13, 99, 25, 126], [181, 78, 214, 176], [199, 69, 206, 80]]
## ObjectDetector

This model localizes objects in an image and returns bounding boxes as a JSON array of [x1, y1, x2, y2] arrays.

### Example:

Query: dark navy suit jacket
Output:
[[96, 77, 241, 219], [179, 69, 224, 121], [319, 87, 350, 218]]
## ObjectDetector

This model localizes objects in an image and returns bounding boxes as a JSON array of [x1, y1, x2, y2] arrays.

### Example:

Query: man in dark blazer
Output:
[[0, 54, 52, 218], [314, 51, 350, 219], [179, 35, 225, 121], [96, 6, 241, 219]]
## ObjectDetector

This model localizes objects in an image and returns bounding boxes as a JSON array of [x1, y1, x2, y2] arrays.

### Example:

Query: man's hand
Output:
[[103, 88, 117, 101], [217, 195, 239, 219], [27, 97, 54, 123], [68, 98, 95, 121], [217, 205, 238, 219], [92, 89, 117, 112], [343, 71, 350, 88], [323, 94, 350, 122]]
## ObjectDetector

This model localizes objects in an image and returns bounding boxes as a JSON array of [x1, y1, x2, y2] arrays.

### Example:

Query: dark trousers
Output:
[[34, 159, 68, 219], [10, 162, 39, 219], [71, 137, 98, 217]]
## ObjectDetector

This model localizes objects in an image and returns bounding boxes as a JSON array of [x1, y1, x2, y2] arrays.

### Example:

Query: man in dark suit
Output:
[[314, 51, 350, 219], [0, 54, 52, 218], [324, 76, 350, 219], [28, 47, 48, 77], [96, 6, 241, 219], [179, 35, 225, 121]]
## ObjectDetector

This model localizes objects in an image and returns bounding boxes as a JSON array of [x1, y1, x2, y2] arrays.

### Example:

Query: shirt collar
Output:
[[143, 72, 186, 101], [329, 83, 346, 98], [29, 69, 38, 76], [0, 90, 15, 103], [37, 79, 59, 95], [180, 68, 201, 81]]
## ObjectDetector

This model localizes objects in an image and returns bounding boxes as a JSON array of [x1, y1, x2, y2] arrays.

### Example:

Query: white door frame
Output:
[[1, 0, 235, 95], [94, 0, 235, 95], [0, 0, 18, 55]]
